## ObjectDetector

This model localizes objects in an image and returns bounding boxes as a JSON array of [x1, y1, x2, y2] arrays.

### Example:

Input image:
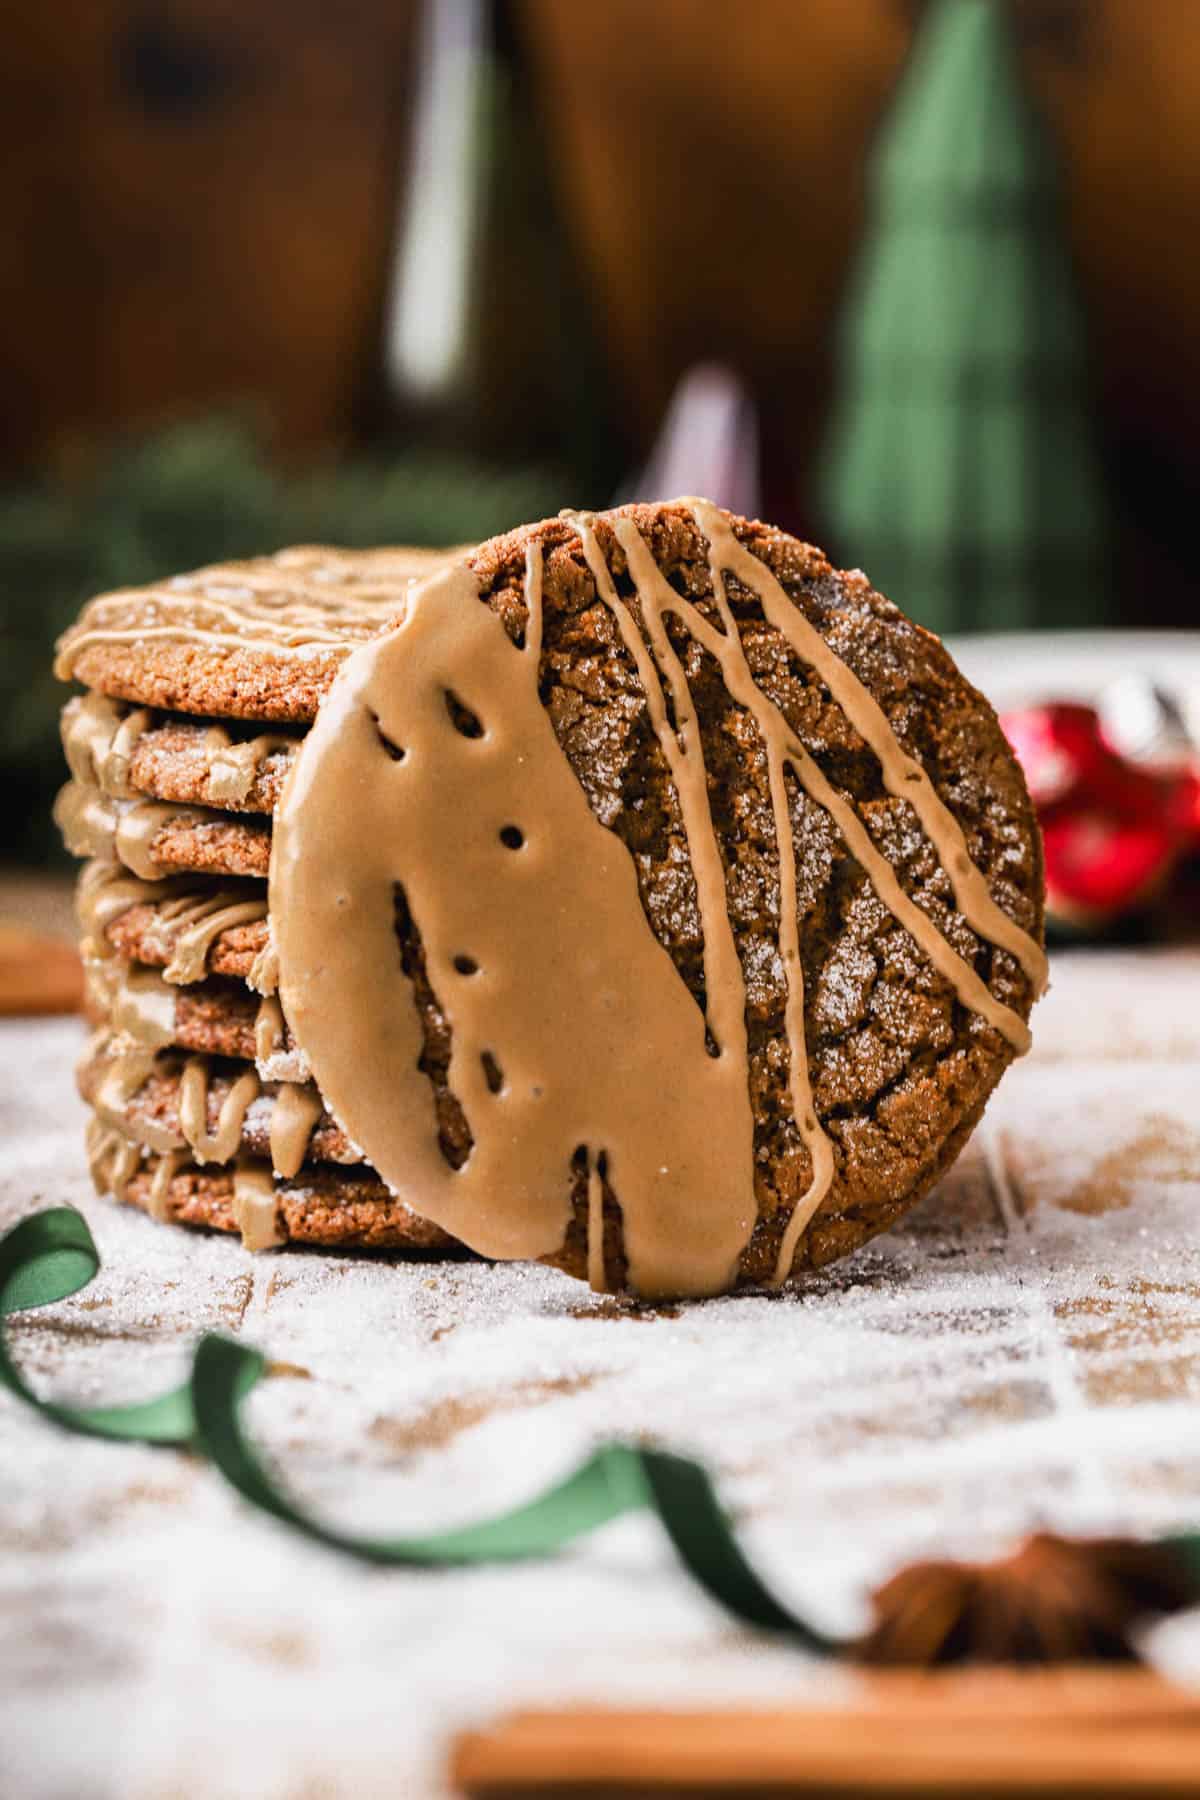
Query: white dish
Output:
[[946, 630, 1200, 715]]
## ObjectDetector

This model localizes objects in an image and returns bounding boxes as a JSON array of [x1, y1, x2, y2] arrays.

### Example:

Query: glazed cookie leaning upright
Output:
[[272, 500, 1046, 1297]]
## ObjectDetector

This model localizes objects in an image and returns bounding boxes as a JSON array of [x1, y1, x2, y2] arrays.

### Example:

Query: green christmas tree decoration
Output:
[[819, 0, 1111, 634]]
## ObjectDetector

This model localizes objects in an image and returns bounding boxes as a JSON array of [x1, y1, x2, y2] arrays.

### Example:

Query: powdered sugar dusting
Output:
[[255, 1048, 310, 1084], [3, 948, 1200, 1796]]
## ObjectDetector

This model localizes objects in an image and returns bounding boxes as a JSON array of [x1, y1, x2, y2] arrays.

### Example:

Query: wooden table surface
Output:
[[2, 944, 1200, 1797]]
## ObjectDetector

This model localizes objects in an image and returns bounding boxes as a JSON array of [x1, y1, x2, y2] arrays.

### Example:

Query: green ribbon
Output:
[[0, 1207, 836, 1652]]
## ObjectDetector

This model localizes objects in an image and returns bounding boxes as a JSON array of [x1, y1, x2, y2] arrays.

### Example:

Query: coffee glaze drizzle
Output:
[[233, 1161, 283, 1250], [272, 547, 757, 1299], [54, 779, 208, 881], [89, 1028, 326, 1181], [85, 1112, 284, 1247], [157, 890, 269, 986], [572, 507, 1043, 1279], [87, 1114, 192, 1226], [571, 519, 751, 1083], [688, 502, 1047, 997], [272, 507, 1043, 1295], [55, 546, 460, 679], [268, 1083, 325, 1180], [86, 1115, 143, 1202], [62, 691, 296, 811], [85, 959, 177, 1049], [75, 861, 269, 987], [254, 992, 304, 1078], [202, 726, 295, 805], [79, 872, 316, 1183], [76, 860, 179, 959], [179, 1057, 260, 1164], [586, 1155, 607, 1294], [61, 693, 151, 796], [84, 957, 304, 1082], [582, 516, 836, 1273]]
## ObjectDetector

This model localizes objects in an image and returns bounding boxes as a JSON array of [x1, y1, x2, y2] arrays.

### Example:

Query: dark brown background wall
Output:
[[2, 0, 1198, 616], [0, 0, 419, 468]]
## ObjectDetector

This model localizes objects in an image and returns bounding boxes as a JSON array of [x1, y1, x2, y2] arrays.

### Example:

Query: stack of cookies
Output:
[[54, 503, 1046, 1296], [55, 544, 462, 1255]]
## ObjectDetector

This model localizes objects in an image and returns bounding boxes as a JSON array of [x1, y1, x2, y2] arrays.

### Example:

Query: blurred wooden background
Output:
[[1, 0, 1198, 614], [0, 0, 419, 467]]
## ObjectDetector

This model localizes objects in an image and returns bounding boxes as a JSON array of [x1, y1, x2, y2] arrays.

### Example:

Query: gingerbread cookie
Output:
[[56, 505, 1045, 1295], [55, 545, 458, 721]]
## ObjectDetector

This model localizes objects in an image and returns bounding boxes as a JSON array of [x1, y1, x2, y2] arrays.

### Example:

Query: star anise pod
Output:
[[855, 1533, 1200, 1666]]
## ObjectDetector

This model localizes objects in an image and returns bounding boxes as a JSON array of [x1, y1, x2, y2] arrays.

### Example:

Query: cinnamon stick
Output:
[[0, 925, 82, 1015], [451, 1670, 1200, 1795]]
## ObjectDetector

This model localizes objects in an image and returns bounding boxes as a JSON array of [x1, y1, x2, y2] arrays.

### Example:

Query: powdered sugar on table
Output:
[[3, 948, 1200, 1797]]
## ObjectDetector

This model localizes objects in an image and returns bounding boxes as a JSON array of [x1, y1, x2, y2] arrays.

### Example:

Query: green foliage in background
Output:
[[1, 422, 566, 862]]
